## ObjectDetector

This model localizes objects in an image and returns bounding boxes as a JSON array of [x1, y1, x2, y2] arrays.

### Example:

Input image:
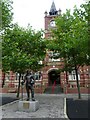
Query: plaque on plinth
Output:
[[18, 100, 39, 112]]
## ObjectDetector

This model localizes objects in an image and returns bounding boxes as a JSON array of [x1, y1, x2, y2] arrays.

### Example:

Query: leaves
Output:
[[47, 2, 89, 69], [1, 0, 13, 30], [2, 24, 46, 73]]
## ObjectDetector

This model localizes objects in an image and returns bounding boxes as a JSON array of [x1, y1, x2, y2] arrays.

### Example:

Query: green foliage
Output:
[[47, 2, 89, 68], [46, 2, 89, 99], [0, 0, 13, 30], [1, 0, 46, 76], [2, 24, 46, 73]]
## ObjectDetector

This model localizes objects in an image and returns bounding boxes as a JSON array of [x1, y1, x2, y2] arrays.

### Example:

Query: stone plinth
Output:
[[18, 100, 39, 112]]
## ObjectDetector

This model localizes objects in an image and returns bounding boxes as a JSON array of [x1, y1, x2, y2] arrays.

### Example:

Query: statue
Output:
[[21, 71, 35, 101]]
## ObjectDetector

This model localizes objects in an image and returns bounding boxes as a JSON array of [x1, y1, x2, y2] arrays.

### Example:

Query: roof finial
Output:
[[52, 0, 54, 4]]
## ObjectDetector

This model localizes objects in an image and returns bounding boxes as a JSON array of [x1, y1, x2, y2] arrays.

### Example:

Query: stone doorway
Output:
[[48, 69, 60, 86]]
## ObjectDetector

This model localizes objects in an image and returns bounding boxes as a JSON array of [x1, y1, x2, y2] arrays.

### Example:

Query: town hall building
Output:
[[40, 1, 90, 94], [1, 1, 90, 94]]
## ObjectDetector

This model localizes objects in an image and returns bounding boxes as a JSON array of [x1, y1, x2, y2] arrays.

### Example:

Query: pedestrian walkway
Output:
[[1, 94, 66, 119], [0, 93, 89, 119]]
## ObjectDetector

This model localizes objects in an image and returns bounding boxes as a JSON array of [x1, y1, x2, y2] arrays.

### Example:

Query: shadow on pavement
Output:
[[66, 98, 89, 119], [0, 97, 19, 106]]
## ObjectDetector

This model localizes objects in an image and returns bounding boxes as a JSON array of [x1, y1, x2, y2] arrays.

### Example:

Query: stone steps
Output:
[[44, 85, 63, 94]]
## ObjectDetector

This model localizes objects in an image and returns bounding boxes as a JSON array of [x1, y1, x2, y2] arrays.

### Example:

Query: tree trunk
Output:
[[16, 73, 21, 98], [75, 65, 81, 99], [2, 72, 5, 88], [66, 71, 68, 84]]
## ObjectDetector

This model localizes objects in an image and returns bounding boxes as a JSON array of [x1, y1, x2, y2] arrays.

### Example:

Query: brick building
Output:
[[1, 1, 90, 94], [40, 1, 90, 94]]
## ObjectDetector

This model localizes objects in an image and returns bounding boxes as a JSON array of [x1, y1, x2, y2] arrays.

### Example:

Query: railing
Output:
[[52, 80, 56, 94]]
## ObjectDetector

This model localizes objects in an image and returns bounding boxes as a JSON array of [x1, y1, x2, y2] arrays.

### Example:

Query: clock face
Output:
[[50, 20, 55, 27]]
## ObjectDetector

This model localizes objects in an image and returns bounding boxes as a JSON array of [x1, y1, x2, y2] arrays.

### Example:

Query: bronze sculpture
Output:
[[21, 71, 35, 101]]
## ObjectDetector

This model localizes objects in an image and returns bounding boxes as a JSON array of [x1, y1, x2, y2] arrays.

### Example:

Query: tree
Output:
[[0, 0, 13, 31], [0, 0, 13, 87], [46, 2, 89, 99], [2, 24, 46, 97]]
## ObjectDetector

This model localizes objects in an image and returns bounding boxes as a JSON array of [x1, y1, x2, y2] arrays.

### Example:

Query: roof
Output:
[[49, 1, 58, 15]]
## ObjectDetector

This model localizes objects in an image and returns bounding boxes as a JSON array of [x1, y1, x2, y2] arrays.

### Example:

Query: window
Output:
[[48, 51, 60, 62], [34, 71, 42, 80], [69, 70, 80, 80]]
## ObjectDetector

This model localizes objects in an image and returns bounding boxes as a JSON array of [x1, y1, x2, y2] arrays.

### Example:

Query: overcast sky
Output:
[[12, 0, 85, 31]]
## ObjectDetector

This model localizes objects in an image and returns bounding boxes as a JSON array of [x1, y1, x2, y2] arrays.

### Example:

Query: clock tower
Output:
[[42, 1, 64, 89], [41, 1, 90, 95], [44, 1, 61, 38]]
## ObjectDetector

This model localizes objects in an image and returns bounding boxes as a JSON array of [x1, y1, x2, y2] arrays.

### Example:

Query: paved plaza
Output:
[[0, 93, 89, 119]]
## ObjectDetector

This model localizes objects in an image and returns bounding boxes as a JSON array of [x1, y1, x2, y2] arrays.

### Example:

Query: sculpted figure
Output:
[[21, 71, 35, 101]]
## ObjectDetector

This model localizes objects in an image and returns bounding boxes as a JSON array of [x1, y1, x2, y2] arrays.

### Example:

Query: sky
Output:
[[12, 0, 86, 31]]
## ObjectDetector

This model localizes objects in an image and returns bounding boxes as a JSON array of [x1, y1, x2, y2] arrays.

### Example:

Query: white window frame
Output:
[[69, 70, 80, 80], [34, 71, 42, 81]]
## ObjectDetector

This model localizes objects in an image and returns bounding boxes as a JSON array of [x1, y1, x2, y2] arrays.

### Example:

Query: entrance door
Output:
[[48, 70, 60, 86]]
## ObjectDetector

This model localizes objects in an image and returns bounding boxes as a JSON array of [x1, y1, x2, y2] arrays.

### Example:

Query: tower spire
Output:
[[49, 1, 58, 15]]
